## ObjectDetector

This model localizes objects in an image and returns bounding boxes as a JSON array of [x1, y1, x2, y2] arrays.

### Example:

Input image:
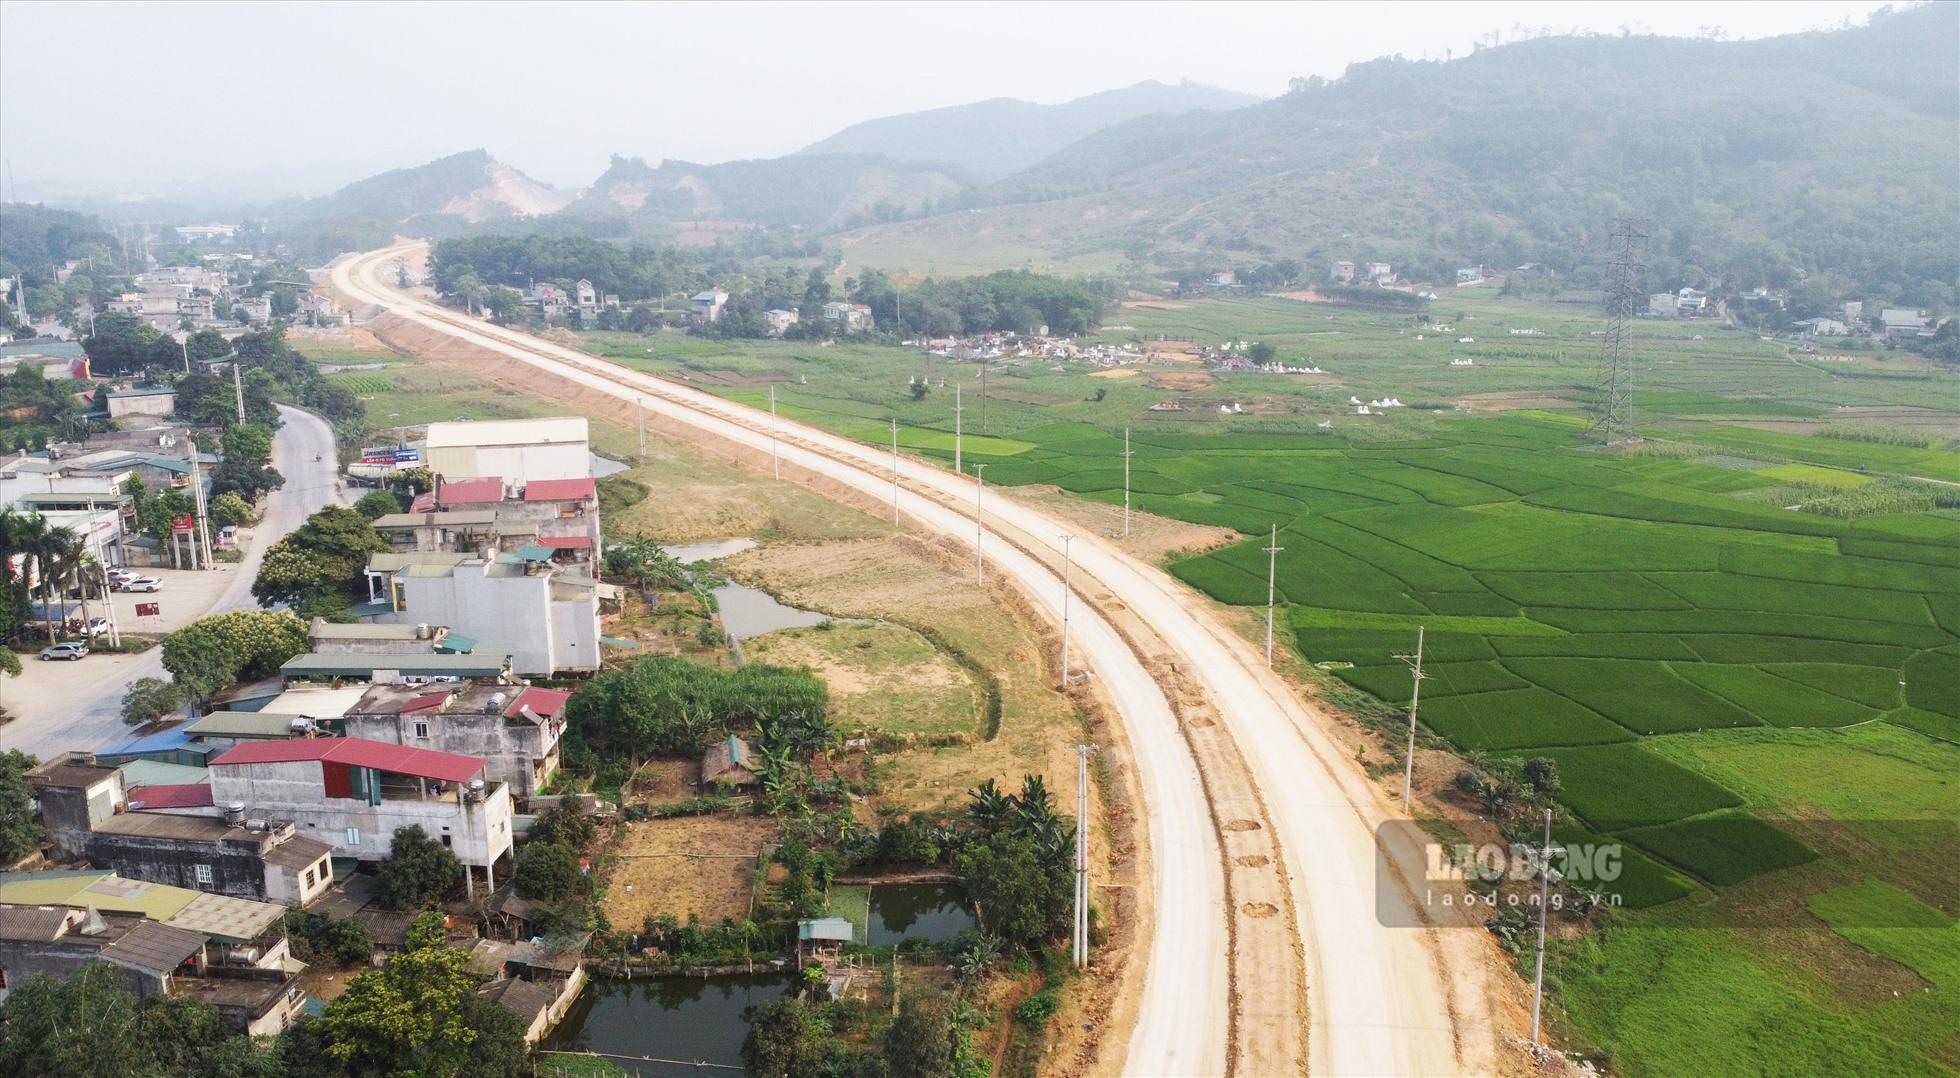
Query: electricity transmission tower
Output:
[[1590, 218, 1647, 445]]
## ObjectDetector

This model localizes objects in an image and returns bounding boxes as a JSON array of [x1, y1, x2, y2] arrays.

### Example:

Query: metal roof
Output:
[[0, 906, 73, 941], [210, 736, 487, 784], [511, 544, 554, 562], [435, 476, 505, 505], [370, 510, 499, 529], [538, 535, 592, 549], [433, 632, 479, 653], [280, 652, 508, 678], [124, 783, 215, 810], [163, 891, 286, 943], [119, 760, 209, 787], [522, 477, 596, 502], [260, 685, 371, 718], [424, 417, 587, 449], [100, 919, 206, 974], [308, 618, 424, 640], [798, 917, 854, 942], [187, 712, 304, 739], [0, 871, 198, 920], [505, 687, 571, 720]]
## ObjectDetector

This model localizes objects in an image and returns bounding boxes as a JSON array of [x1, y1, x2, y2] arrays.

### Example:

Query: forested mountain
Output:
[[845, 5, 1960, 305], [258, 150, 569, 258], [561, 152, 963, 230], [0, 203, 118, 280], [798, 80, 1258, 183]]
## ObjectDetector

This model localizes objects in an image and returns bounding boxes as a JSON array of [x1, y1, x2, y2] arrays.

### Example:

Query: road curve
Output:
[[337, 246, 1234, 1075], [3, 405, 345, 761]]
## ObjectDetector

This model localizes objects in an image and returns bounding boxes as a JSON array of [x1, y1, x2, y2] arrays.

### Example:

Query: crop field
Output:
[[567, 296, 1960, 1074]]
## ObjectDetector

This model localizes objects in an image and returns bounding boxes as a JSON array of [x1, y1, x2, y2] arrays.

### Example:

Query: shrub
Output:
[[514, 842, 583, 901]]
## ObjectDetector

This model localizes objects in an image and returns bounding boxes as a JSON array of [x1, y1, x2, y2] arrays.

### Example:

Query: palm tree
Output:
[[2, 511, 60, 643], [968, 779, 1011, 833], [43, 527, 88, 640]]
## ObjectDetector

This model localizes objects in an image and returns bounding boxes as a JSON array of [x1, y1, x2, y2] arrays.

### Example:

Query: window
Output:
[[303, 868, 316, 888], [413, 720, 430, 739], [346, 827, 362, 846], [441, 833, 452, 848], [193, 864, 213, 885]]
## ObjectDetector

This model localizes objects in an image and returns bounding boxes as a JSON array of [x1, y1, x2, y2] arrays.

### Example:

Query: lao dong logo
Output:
[[1420, 839, 1622, 914]]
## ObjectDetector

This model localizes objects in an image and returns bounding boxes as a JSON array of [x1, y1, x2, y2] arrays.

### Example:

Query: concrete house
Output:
[[821, 301, 874, 332], [106, 387, 177, 420], [340, 683, 569, 798], [1329, 261, 1355, 283], [207, 738, 515, 895], [1880, 308, 1932, 339], [690, 290, 729, 324], [763, 308, 799, 336], [364, 548, 601, 677], [424, 418, 590, 488], [30, 753, 335, 907]]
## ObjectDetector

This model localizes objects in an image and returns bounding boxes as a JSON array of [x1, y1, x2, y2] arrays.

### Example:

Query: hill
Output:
[[562, 152, 963, 231], [262, 150, 569, 256], [839, 6, 1960, 303], [798, 80, 1259, 183]]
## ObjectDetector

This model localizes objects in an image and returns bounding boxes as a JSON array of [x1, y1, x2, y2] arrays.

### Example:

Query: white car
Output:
[[40, 642, 89, 661], [83, 617, 112, 637], [123, 577, 163, 592]]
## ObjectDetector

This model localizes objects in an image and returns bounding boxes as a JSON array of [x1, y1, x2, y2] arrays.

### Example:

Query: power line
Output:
[[973, 463, 987, 585], [1121, 427, 1133, 538]]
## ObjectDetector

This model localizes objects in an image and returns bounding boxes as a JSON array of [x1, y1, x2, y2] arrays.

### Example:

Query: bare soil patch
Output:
[[603, 813, 778, 928]]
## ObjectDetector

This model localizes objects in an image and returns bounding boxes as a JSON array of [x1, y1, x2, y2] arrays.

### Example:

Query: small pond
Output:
[[542, 972, 794, 1075], [591, 453, 629, 478], [866, 881, 977, 947], [665, 537, 757, 563], [660, 536, 843, 640]]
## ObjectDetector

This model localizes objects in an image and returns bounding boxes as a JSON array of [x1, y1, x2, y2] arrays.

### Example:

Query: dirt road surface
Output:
[[337, 244, 1510, 1075], [2, 405, 346, 761]]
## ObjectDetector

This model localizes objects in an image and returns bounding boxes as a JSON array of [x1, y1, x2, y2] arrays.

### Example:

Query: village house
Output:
[[105, 386, 177, 420], [1365, 262, 1394, 285], [1207, 270, 1237, 287], [574, 279, 599, 324], [1648, 292, 1678, 317], [1879, 308, 1932, 339], [690, 289, 729, 324], [1329, 260, 1356, 283], [206, 737, 515, 896], [279, 651, 515, 683], [763, 308, 800, 336], [338, 683, 569, 798], [362, 546, 601, 677], [29, 753, 336, 906], [0, 871, 306, 1035], [821, 301, 875, 332]]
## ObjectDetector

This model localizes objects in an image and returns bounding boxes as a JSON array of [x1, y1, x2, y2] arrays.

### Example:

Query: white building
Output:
[[424, 418, 590, 488], [208, 737, 514, 895], [341, 683, 570, 798], [364, 549, 601, 676]]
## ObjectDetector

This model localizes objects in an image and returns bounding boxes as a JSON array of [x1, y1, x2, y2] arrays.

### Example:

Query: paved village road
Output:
[[2, 405, 345, 762]]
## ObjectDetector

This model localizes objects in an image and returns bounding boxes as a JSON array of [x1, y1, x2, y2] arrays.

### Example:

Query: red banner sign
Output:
[[136, 602, 161, 618], [171, 514, 195, 533]]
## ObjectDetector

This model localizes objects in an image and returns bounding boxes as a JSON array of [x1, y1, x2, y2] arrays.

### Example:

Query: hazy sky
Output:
[[0, 0, 1897, 203]]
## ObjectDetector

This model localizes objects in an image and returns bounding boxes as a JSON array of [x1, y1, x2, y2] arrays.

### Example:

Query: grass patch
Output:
[[1418, 688, 1635, 751], [1501, 657, 1762, 735], [1619, 812, 1817, 887], [1669, 664, 1878, 728], [1542, 745, 1744, 828]]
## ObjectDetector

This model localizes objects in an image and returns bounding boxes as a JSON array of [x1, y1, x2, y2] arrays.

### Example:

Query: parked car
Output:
[[83, 617, 112, 637], [123, 577, 163, 592], [40, 642, 89, 661]]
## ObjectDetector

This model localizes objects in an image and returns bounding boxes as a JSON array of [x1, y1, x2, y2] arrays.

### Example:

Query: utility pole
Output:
[[636, 396, 646, 458], [1074, 744, 1092, 969], [185, 438, 214, 571], [1530, 808, 1558, 1045], [979, 364, 989, 432], [953, 384, 962, 477], [232, 359, 246, 423], [179, 336, 190, 374], [1121, 427, 1133, 538], [1263, 524, 1284, 668], [768, 386, 779, 480], [973, 463, 987, 585], [1058, 534, 1074, 685], [889, 418, 900, 525], [92, 533, 120, 648], [1397, 627, 1427, 811]]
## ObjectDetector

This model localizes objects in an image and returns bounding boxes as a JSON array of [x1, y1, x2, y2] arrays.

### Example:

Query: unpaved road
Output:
[[2, 405, 346, 761], [337, 244, 1506, 1075]]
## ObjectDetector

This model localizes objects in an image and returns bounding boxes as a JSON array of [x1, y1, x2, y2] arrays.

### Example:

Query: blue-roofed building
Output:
[[94, 723, 215, 768]]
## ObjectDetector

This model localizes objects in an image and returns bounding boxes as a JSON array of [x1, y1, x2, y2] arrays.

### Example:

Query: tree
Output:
[[120, 677, 183, 726], [251, 504, 387, 616], [530, 801, 597, 849], [885, 992, 957, 1078], [0, 749, 43, 864], [514, 842, 582, 901], [483, 287, 527, 325], [955, 828, 1073, 951], [0, 962, 258, 1077], [354, 489, 404, 520], [741, 996, 840, 1077], [209, 491, 253, 530], [405, 910, 448, 952], [1247, 341, 1277, 364], [0, 647, 19, 717], [377, 825, 464, 910], [161, 609, 309, 706], [284, 909, 376, 966], [315, 946, 520, 1077]]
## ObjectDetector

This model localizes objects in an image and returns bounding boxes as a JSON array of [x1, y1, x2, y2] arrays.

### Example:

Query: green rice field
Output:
[[561, 295, 1959, 1073]]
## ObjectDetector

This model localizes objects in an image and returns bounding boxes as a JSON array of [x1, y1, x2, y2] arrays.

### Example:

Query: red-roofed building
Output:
[[208, 737, 513, 893], [435, 476, 506, 507], [522, 477, 596, 503], [125, 783, 216, 811], [537, 535, 591, 549], [338, 682, 569, 798]]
